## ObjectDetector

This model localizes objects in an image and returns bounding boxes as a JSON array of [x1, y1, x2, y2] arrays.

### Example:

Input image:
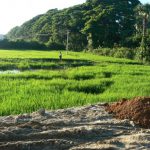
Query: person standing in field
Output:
[[59, 51, 62, 61]]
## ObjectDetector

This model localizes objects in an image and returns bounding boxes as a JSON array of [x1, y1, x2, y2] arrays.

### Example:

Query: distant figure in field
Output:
[[59, 51, 62, 61]]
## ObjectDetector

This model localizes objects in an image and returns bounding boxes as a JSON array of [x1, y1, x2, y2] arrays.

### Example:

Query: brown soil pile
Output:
[[105, 97, 150, 128]]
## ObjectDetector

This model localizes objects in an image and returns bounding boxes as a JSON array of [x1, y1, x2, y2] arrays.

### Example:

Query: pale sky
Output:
[[0, 0, 149, 34]]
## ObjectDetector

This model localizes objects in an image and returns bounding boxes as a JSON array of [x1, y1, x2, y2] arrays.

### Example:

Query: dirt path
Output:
[[0, 103, 150, 150]]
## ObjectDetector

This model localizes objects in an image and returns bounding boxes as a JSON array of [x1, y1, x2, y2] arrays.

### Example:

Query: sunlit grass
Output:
[[0, 49, 149, 115]]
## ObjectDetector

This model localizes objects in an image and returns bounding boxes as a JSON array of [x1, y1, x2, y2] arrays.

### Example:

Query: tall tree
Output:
[[6, 0, 140, 50], [83, 0, 140, 49], [135, 4, 150, 62]]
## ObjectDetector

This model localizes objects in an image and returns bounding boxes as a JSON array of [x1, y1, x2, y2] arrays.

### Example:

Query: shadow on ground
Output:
[[0, 58, 94, 70], [68, 81, 114, 95]]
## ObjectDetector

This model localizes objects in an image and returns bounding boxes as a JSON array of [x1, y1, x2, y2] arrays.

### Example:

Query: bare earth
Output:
[[0, 103, 150, 150]]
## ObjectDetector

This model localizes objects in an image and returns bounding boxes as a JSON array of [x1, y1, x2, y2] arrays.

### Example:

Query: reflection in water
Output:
[[0, 70, 20, 74]]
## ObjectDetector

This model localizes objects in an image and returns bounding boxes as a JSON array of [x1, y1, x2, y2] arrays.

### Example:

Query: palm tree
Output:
[[137, 4, 150, 36], [135, 4, 150, 62]]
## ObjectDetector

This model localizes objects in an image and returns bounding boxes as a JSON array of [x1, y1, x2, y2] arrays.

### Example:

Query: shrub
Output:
[[46, 41, 65, 50], [93, 48, 113, 56], [92, 47, 135, 59], [113, 47, 135, 59], [0, 39, 47, 50]]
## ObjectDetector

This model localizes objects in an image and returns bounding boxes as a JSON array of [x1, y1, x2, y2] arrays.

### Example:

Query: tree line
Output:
[[4, 0, 150, 62]]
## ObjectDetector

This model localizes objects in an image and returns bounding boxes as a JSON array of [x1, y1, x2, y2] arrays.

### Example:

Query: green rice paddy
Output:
[[0, 50, 149, 115]]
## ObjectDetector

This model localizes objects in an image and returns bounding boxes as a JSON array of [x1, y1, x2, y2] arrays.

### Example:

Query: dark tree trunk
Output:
[[142, 15, 147, 37]]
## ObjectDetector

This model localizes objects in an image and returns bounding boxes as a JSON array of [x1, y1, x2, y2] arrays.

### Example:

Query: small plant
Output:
[[18, 61, 30, 70]]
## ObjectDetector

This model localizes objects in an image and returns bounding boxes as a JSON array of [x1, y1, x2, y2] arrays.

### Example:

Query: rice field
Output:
[[0, 50, 150, 115]]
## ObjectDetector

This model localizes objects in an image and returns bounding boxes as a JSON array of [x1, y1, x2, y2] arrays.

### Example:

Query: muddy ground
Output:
[[0, 103, 150, 150]]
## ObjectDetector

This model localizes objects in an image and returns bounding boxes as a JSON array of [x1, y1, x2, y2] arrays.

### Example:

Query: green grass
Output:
[[0, 49, 149, 115]]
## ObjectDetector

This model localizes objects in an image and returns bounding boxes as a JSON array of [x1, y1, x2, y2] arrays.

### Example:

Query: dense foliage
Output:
[[135, 4, 150, 62], [0, 39, 47, 50], [7, 0, 142, 50]]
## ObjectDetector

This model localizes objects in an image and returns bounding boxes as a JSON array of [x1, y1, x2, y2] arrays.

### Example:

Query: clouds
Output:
[[0, 0, 86, 34], [141, 0, 149, 4]]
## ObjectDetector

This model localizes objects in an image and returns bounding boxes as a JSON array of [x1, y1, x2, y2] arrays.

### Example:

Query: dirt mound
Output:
[[105, 97, 150, 128]]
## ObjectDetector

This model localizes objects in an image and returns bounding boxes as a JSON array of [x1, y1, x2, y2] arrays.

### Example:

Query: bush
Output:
[[0, 39, 47, 50], [92, 47, 136, 59], [122, 35, 142, 48], [93, 48, 114, 56], [113, 47, 135, 59], [46, 41, 65, 50]]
